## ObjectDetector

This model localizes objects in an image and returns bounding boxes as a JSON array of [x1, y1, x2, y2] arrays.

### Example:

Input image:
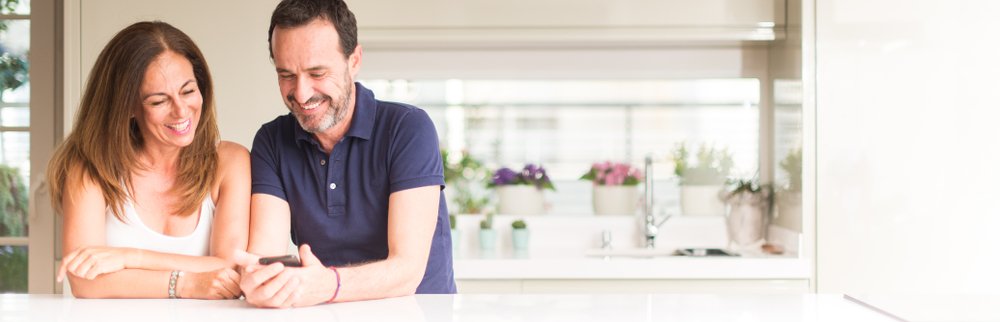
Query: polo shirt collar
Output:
[[293, 82, 377, 147]]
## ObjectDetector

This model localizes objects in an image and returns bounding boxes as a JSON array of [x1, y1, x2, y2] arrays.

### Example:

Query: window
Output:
[[364, 79, 760, 216], [0, 0, 30, 294]]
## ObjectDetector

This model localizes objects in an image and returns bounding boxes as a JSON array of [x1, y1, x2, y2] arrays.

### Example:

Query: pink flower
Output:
[[581, 161, 643, 186]]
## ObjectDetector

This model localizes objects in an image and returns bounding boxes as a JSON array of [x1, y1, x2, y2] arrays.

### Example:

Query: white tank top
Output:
[[105, 196, 215, 256]]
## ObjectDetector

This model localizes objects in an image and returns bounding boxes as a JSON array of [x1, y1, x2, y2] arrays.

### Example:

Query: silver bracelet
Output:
[[168, 270, 184, 299]]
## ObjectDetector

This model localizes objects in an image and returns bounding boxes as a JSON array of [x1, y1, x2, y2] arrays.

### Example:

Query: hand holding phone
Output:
[[257, 254, 303, 267]]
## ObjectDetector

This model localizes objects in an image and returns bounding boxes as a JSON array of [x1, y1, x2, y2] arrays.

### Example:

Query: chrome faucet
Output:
[[643, 155, 672, 248]]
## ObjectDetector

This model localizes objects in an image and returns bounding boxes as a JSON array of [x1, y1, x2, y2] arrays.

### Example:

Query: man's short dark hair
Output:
[[268, 0, 358, 59]]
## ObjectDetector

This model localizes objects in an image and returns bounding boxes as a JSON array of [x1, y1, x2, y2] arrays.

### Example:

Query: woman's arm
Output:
[[58, 157, 244, 298], [67, 268, 240, 299], [210, 141, 251, 262]]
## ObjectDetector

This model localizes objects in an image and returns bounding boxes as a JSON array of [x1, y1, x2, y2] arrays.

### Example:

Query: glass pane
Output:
[[365, 79, 759, 215], [1, 19, 30, 103], [0, 245, 28, 293], [0, 105, 27, 126], [0, 0, 29, 15], [0, 132, 29, 238]]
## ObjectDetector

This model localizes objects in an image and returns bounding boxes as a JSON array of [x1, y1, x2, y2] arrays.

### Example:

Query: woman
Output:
[[48, 21, 249, 299]]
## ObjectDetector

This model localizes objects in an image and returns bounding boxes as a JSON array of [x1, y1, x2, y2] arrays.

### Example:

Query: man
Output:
[[237, 0, 455, 308]]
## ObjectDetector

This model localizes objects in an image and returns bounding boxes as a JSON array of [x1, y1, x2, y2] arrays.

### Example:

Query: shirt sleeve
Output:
[[387, 108, 445, 193], [250, 124, 288, 201]]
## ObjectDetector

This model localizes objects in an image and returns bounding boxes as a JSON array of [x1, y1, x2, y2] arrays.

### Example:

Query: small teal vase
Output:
[[512, 228, 530, 251]]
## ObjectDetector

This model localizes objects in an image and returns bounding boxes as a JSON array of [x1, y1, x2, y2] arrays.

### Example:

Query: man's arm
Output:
[[332, 185, 440, 299], [247, 193, 292, 257], [239, 185, 440, 307]]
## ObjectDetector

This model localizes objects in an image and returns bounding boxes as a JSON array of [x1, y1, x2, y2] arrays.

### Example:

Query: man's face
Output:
[[271, 18, 360, 133]]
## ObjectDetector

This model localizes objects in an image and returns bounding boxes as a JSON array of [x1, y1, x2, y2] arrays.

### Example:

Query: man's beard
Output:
[[288, 80, 353, 133]]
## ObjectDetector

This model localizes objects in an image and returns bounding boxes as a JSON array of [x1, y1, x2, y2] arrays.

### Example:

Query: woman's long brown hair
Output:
[[48, 21, 219, 221]]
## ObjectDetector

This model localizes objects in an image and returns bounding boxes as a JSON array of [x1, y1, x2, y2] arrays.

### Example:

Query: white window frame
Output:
[[25, 0, 60, 294]]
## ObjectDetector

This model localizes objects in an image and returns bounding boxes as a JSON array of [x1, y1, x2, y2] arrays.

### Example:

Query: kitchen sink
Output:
[[674, 248, 739, 257]]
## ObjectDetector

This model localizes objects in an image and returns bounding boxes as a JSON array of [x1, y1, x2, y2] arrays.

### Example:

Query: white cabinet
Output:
[[459, 279, 810, 294]]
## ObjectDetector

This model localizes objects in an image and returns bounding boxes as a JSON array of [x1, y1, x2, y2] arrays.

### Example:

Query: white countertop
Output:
[[454, 251, 810, 279], [0, 294, 893, 322]]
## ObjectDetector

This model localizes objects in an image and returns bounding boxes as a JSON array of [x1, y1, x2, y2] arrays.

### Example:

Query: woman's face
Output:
[[135, 51, 203, 151]]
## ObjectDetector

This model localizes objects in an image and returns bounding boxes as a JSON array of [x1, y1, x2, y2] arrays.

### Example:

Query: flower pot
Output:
[[592, 185, 638, 216], [723, 192, 769, 248], [680, 185, 726, 216], [511, 228, 530, 251], [478, 229, 496, 250], [497, 185, 544, 215]]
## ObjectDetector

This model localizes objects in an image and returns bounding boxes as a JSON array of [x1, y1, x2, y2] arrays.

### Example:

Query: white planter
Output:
[[680, 185, 726, 216], [497, 185, 545, 215], [592, 185, 639, 216], [723, 192, 769, 248]]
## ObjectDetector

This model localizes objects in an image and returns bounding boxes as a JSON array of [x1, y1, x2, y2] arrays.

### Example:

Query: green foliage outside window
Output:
[[0, 246, 27, 292]]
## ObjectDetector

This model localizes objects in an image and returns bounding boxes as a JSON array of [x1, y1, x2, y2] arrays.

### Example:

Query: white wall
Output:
[[70, 0, 283, 148], [816, 0, 1000, 294]]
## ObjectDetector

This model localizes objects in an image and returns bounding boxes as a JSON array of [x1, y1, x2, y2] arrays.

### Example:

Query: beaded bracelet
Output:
[[168, 270, 184, 299], [327, 266, 341, 303]]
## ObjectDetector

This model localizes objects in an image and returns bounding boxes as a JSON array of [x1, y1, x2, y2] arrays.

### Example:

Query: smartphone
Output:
[[258, 254, 303, 267]]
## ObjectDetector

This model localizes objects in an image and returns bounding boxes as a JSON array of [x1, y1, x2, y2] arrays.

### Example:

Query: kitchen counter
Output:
[[451, 215, 809, 280], [0, 294, 893, 322], [454, 251, 809, 279]]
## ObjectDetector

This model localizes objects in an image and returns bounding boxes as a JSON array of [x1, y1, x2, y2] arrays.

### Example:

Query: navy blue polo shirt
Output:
[[250, 82, 455, 294]]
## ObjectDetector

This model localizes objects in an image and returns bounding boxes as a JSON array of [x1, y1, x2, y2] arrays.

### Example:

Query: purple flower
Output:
[[492, 167, 519, 185], [489, 164, 556, 191]]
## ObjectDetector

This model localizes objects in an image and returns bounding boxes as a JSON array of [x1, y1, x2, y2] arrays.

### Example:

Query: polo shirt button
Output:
[[329, 183, 337, 190], [320, 159, 326, 166]]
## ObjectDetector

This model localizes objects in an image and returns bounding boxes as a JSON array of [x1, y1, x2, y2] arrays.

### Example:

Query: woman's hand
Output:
[[178, 268, 242, 299], [57, 246, 140, 281]]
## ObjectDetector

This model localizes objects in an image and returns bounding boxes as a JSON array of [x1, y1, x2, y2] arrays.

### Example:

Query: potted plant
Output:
[[478, 212, 496, 251], [511, 219, 529, 251], [580, 161, 642, 215], [488, 164, 555, 215], [720, 178, 773, 249], [672, 143, 734, 216], [775, 147, 802, 230], [442, 150, 490, 214]]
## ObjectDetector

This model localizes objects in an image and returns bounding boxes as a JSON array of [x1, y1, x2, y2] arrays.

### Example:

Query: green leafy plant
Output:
[[0, 52, 28, 98], [448, 214, 457, 230], [721, 177, 774, 212], [511, 219, 527, 230], [0, 165, 27, 237], [441, 150, 490, 214], [0, 164, 27, 293], [0, 0, 21, 16], [672, 142, 734, 185], [779, 147, 802, 192], [0, 246, 27, 292], [479, 212, 494, 230]]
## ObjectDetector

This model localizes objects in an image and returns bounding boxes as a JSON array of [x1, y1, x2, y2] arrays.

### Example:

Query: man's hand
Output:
[[236, 244, 337, 308]]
